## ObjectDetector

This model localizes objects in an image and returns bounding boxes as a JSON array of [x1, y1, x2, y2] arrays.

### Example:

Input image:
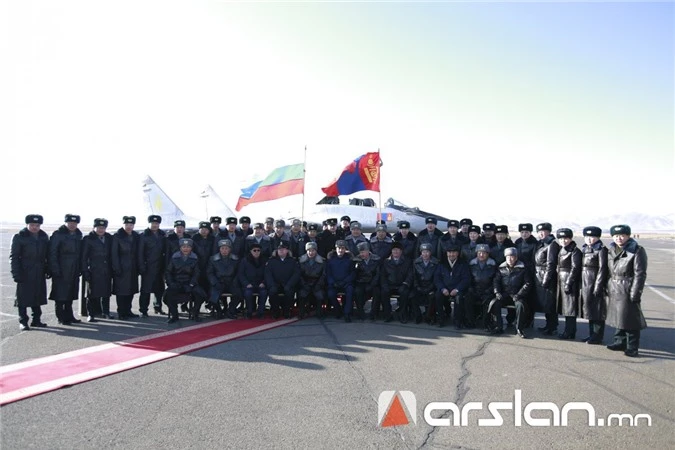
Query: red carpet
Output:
[[0, 318, 296, 406]]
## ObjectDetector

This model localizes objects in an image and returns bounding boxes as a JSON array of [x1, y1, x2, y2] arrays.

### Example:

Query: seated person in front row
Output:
[[164, 238, 207, 323], [206, 239, 240, 320]]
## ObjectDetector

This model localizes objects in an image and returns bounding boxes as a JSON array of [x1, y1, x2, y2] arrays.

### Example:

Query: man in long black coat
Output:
[[49, 214, 83, 325], [11, 214, 50, 330], [265, 241, 300, 319], [82, 218, 114, 321], [112, 216, 140, 319], [138, 215, 166, 316]]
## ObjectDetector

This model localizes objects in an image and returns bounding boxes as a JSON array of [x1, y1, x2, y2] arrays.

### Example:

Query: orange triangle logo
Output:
[[381, 394, 410, 427]]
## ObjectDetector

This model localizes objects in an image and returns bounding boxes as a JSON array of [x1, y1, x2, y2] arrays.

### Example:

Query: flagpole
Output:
[[377, 148, 382, 224], [302, 145, 307, 223]]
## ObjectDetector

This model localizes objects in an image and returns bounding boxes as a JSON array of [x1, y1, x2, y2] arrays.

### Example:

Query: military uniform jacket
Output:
[[370, 236, 393, 260], [580, 241, 608, 321], [290, 231, 307, 258], [412, 257, 439, 294], [606, 239, 647, 331], [460, 241, 480, 264], [245, 235, 273, 259], [354, 253, 381, 288], [207, 253, 240, 286], [345, 233, 369, 255], [265, 256, 301, 290], [392, 232, 417, 260], [318, 231, 339, 258], [11, 228, 50, 308], [534, 235, 560, 313], [416, 228, 444, 260], [435, 258, 471, 294], [82, 231, 113, 298], [468, 257, 498, 301], [270, 231, 293, 255], [165, 252, 200, 288], [215, 230, 246, 259], [515, 235, 538, 271], [48, 225, 82, 302], [326, 251, 356, 287], [237, 255, 267, 287], [165, 232, 192, 266], [299, 254, 325, 291], [138, 228, 167, 291], [493, 260, 532, 300], [489, 239, 515, 267], [381, 257, 412, 291], [438, 233, 468, 255], [111, 228, 140, 296], [556, 241, 582, 316]]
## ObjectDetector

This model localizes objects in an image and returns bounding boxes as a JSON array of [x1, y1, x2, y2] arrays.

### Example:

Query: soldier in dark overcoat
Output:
[[49, 214, 82, 325]]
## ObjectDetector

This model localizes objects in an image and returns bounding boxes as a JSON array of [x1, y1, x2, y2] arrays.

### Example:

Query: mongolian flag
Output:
[[235, 163, 305, 211], [321, 152, 382, 197]]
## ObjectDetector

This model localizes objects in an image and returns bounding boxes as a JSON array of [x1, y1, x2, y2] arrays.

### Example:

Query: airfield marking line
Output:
[[0, 312, 19, 318], [646, 284, 675, 305], [0, 318, 297, 406], [0, 320, 223, 375]]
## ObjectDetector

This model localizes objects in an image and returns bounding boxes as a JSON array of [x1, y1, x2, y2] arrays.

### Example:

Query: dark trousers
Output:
[[299, 287, 325, 316], [164, 286, 206, 319], [244, 286, 268, 316], [116, 295, 134, 316], [269, 286, 295, 317], [139, 286, 165, 313], [544, 312, 559, 331], [381, 286, 408, 320], [490, 297, 527, 330], [354, 284, 379, 319], [18, 305, 43, 325], [87, 297, 110, 316], [563, 316, 577, 336], [588, 320, 605, 341], [613, 328, 640, 351], [327, 284, 354, 316], [410, 291, 435, 321], [54, 301, 76, 323]]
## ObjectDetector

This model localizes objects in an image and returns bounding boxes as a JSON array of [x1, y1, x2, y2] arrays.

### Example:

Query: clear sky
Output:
[[3, 0, 673, 227]]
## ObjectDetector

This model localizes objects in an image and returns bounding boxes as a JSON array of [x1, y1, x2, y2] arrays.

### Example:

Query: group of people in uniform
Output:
[[10, 213, 648, 357]]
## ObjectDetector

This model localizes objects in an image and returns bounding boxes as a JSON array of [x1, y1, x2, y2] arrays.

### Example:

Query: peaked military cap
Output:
[[174, 220, 186, 228], [94, 218, 108, 227], [583, 226, 602, 237], [253, 222, 264, 230], [26, 214, 44, 224], [610, 224, 631, 236], [148, 215, 162, 224], [123, 216, 136, 224], [340, 215, 351, 222], [518, 223, 533, 232], [350, 221, 362, 229], [536, 222, 552, 232], [64, 214, 80, 223], [556, 228, 573, 239], [265, 217, 275, 224], [326, 218, 338, 226], [292, 219, 302, 226], [275, 219, 286, 228]]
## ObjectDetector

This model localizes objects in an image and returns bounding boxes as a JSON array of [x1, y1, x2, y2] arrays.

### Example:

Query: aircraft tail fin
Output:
[[142, 176, 185, 221], [200, 185, 237, 219]]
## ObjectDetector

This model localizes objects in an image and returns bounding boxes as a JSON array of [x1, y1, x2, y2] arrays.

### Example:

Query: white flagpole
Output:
[[377, 148, 382, 224], [302, 145, 307, 223]]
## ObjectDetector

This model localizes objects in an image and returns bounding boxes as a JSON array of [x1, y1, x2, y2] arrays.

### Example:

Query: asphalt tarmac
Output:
[[1, 229, 673, 449]]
